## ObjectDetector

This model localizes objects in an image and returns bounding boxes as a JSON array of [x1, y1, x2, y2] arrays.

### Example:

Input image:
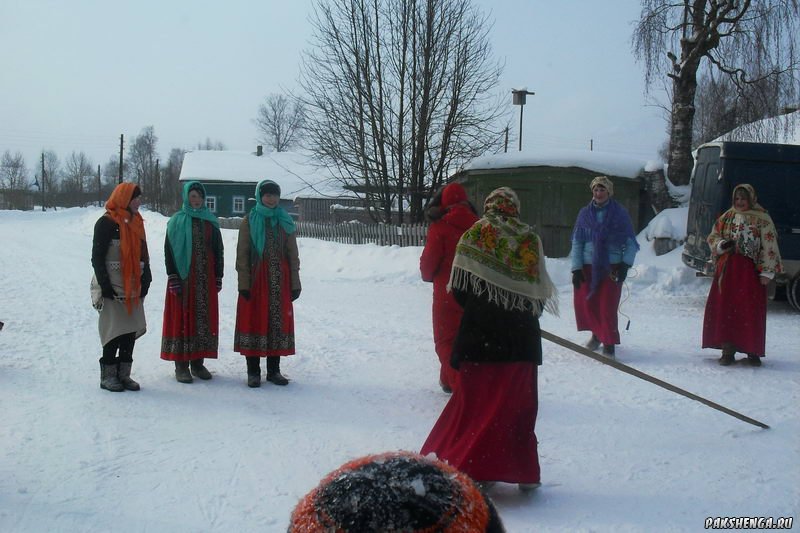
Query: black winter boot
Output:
[[190, 359, 213, 380], [719, 345, 735, 366], [585, 334, 601, 351], [746, 354, 762, 367], [118, 361, 140, 391], [175, 361, 193, 383], [246, 357, 262, 388], [602, 344, 615, 359], [100, 361, 124, 392], [266, 356, 289, 386]]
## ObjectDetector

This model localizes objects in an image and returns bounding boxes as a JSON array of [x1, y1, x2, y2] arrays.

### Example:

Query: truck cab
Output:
[[682, 141, 800, 311]]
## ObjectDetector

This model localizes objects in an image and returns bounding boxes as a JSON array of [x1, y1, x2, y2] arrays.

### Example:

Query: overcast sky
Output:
[[0, 0, 668, 176]]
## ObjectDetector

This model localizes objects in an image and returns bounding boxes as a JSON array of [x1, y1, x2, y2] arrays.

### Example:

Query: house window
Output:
[[232, 196, 245, 214], [206, 196, 217, 213]]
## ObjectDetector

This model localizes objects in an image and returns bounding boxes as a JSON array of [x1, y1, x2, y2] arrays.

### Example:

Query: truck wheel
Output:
[[788, 276, 800, 313]]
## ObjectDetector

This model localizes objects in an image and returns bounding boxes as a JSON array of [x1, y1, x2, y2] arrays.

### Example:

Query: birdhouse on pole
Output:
[[511, 88, 535, 151]]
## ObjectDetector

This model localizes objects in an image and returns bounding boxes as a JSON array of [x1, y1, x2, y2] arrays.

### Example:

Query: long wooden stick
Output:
[[540, 329, 769, 429]]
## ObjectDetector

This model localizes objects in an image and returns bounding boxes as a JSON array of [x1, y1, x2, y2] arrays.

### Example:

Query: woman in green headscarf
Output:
[[234, 179, 301, 388], [161, 181, 224, 383]]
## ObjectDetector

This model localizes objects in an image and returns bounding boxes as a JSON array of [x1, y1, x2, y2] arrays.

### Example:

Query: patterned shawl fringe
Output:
[[449, 267, 559, 317]]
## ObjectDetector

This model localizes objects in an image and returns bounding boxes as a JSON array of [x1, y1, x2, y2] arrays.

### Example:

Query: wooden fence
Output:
[[218, 218, 429, 247]]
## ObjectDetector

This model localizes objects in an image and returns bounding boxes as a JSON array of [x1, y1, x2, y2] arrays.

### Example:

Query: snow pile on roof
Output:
[[714, 110, 800, 145], [463, 148, 652, 179], [179, 150, 353, 199]]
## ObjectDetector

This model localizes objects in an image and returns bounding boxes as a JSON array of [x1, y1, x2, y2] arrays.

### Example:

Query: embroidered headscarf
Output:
[[448, 187, 558, 315], [248, 179, 296, 253], [708, 183, 783, 290], [572, 177, 639, 294], [590, 175, 614, 195], [288, 451, 506, 533], [165, 181, 220, 280], [104, 182, 146, 313]]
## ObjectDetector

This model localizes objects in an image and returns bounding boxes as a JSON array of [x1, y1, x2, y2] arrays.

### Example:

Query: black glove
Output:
[[101, 283, 116, 299], [614, 263, 630, 283], [239, 289, 250, 301], [216, 277, 223, 293], [572, 270, 584, 290], [720, 239, 735, 251], [291, 289, 301, 301], [140, 283, 150, 298]]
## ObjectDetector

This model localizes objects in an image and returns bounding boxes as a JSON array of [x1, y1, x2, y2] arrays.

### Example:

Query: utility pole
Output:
[[155, 159, 160, 213], [511, 89, 535, 151], [40, 152, 46, 211], [118, 134, 124, 184], [97, 165, 101, 206]]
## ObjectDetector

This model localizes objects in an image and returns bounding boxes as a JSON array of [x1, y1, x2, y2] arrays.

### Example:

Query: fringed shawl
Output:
[[708, 183, 783, 290], [448, 187, 558, 316], [572, 198, 638, 294]]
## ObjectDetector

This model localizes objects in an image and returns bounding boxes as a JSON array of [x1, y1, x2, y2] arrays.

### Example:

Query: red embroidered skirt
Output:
[[160, 249, 219, 362], [573, 265, 622, 345], [234, 258, 295, 357], [703, 254, 767, 356], [420, 362, 540, 484]]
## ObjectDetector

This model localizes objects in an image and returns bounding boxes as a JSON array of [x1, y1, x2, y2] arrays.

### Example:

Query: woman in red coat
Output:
[[420, 183, 478, 393]]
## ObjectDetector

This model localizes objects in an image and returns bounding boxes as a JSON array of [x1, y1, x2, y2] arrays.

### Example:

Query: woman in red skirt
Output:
[[703, 184, 783, 366], [569, 176, 639, 359], [161, 181, 223, 383], [234, 180, 301, 387], [420, 187, 559, 491]]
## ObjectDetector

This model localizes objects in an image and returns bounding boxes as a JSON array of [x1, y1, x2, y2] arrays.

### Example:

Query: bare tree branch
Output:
[[298, 0, 507, 223], [632, 0, 799, 185]]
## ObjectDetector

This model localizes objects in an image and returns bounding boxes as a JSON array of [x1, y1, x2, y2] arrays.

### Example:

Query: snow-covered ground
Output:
[[1, 207, 797, 532]]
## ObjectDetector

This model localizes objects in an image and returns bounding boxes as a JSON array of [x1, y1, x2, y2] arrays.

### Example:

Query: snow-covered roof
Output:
[[179, 150, 354, 199], [713, 110, 800, 145], [463, 148, 653, 179]]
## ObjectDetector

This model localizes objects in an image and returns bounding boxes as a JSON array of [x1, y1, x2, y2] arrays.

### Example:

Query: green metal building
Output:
[[451, 153, 650, 258]]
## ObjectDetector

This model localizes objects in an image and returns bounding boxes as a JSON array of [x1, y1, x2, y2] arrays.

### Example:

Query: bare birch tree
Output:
[[632, 0, 799, 185], [255, 94, 306, 152], [196, 138, 227, 151], [61, 151, 94, 205], [0, 151, 30, 209], [127, 126, 159, 208], [161, 147, 186, 212], [299, 0, 507, 222]]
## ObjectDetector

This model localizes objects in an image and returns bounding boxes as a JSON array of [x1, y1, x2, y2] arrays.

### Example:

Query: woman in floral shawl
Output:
[[161, 181, 223, 383], [420, 187, 558, 491], [234, 180, 301, 387], [703, 183, 783, 366]]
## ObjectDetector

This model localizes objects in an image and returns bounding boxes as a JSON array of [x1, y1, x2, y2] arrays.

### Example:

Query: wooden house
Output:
[[179, 148, 357, 220], [451, 150, 652, 257]]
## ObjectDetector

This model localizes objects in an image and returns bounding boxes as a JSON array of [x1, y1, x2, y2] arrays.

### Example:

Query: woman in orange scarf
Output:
[[91, 183, 151, 391]]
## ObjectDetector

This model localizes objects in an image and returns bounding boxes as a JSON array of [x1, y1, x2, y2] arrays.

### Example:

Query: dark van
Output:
[[682, 141, 800, 311]]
